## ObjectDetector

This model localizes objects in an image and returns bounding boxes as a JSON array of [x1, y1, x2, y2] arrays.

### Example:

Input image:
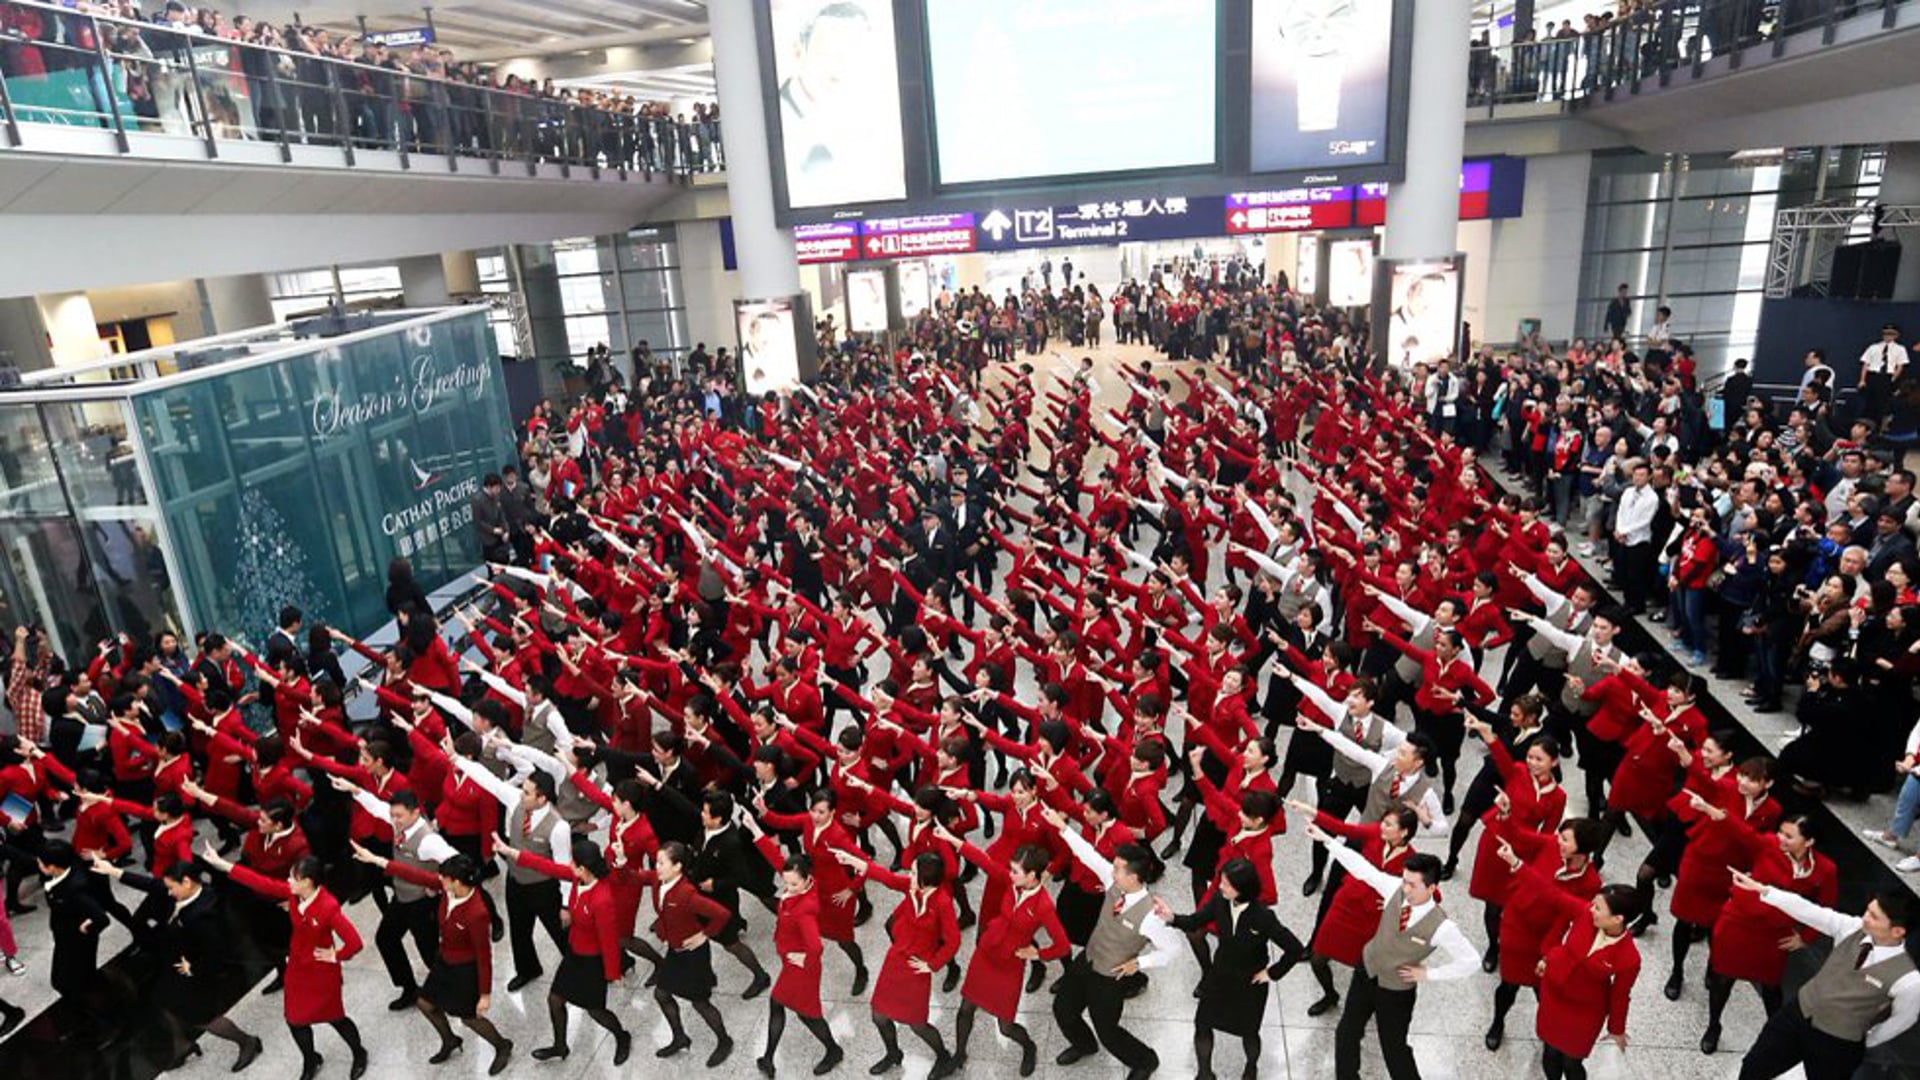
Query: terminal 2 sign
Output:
[[792, 159, 1522, 265]]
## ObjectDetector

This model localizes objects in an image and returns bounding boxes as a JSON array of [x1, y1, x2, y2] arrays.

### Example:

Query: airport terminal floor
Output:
[[0, 336, 1908, 1080]]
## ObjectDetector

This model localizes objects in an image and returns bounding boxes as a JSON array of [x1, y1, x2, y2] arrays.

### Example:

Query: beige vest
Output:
[[391, 820, 441, 903], [1528, 604, 1592, 669], [1364, 764, 1431, 823], [1392, 622, 1439, 684], [1798, 930, 1917, 1041], [507, 804, 563, 885], [1331, 713, 1388, 788], [1362, 887, 1446, 991], [1085, 888, 1153, 975]]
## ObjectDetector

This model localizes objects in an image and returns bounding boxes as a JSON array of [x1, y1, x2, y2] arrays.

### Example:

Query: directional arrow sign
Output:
[[980, 209, 1012, 241]]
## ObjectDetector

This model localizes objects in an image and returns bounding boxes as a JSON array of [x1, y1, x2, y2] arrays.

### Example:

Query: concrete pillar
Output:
[[709, 0, 800, 301], [442, 251, 482, 297], [0, 297, 56, 374], [1485, 152, 1594, 343], [197, 274, 275, 337], [675, 220, 741, 359], [35, 292, 104, 368], [399, 255, 453, 308], [1383, 0, 1470, 262], [1876, 142, 1920, 303]]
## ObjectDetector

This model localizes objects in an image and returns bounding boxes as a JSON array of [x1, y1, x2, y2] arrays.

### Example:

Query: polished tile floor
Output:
[[0, 339, 1889, 1079]]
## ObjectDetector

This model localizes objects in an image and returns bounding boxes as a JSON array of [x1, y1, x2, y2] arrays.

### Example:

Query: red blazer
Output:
[[514, 851, 624, 982], [956, 841, 1069, 1021], [756, 835, 826, 1017], [1524, 863, 1642, 1058], [228, 866, 361, 1025], [387, 860, 493, 993]]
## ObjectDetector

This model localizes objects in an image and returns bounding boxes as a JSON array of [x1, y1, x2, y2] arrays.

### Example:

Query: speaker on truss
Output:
[[1830, 240, 1901, 300]]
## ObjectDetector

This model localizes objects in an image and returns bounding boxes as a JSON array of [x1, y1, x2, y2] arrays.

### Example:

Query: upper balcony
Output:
[[1465, 0, 1920, 155], [0, 0, 724, 178]]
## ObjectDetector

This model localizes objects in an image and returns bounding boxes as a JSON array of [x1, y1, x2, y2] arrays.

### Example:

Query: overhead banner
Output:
[[975, 196, 1218, 251], [1225, 187, 1354, 234], [794, 221, 860, 264]]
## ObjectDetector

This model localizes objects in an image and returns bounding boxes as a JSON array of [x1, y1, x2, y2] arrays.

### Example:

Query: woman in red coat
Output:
[[1290, 801, 1417, 1018], [200, 848, 369, 1080], [1664, 754, 1779, 1001], [838, 848, 960, 1076], [1498, 852, 1645, 1080], [1482, 807, 1605, 1051], [747, 822, 844, 1077], [953, 839, 1069, 1077], [360, 851, 515, 1074], [760, 787, 871, 994], [1700, 813, 1835, 1054], [493, 838, 633, 1066]]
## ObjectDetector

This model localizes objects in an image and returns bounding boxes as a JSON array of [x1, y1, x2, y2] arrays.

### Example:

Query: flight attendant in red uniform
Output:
[[745, 817, 844, 1077], [1482, 805, 1605, 1051], [1700, 814, 1835, 1054], [952, 838, 1070, 1077], [199, 846, 368, 1080], [358, 850, 515, 1075], [491, 837, 633, 1066], [835, 847, 960, 1078], [1497, 849, 1646, 1080], [636, 840, 736, 1067]]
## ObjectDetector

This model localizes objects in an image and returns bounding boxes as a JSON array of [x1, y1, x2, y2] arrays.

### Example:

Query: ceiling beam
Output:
[[463, 19, 707, 61]]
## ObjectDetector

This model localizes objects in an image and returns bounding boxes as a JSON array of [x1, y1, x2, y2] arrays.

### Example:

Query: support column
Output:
[[442, 251, 482, 297], [709, 0, 800, 301], [1876, 142, 1920, 303], [35, 292, 103, 368], [399, 255, 453, 307], [0, 297, 56, 374], [197, 274, 275, 336], [1382, 1, 1470, 262]]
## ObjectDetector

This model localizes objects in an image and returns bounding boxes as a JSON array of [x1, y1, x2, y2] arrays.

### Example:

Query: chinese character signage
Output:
[[1225, 187, 1354, 234], [794, 222, 860, 265]]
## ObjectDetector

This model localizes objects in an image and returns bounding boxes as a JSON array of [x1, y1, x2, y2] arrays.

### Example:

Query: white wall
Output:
[[676, 219, 740, 356], [1483, 151, 1592, 344]]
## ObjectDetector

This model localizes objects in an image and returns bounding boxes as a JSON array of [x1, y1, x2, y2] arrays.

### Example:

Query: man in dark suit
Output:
[[1866, 508, 1918, 580], [785, 516, 826, 605], [20, 841, 110, 1020], [471, 474, 511, 564], [946, 486, 987, 621]]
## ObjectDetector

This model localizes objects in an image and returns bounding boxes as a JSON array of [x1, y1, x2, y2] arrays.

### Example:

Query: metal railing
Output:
[[0, 0, 724, 178], [1467, 0, 1910, 113]]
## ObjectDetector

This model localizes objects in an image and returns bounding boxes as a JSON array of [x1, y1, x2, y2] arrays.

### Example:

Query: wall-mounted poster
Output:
[[737, 297, 802, 395]]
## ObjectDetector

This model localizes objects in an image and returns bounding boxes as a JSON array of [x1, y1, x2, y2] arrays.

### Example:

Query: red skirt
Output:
[[283, 957, 346, 1026], [871, 955, 934, 1025], [1311, 879, 1383, 968], [1536, 991, 1609, 1058], [1497, 908, 1555, 988], [960, 952, 1022, 1022], [1669, 856, 1733, 927], [1709, 906, 1797, 985], [773, 953, 824, 1018], [819, 887, 859, 943]]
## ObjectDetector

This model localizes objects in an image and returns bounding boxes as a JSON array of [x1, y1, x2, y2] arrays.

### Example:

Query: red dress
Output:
[[761, 810, 866, 942], [1670, 787, 1780, 927], [1467, 742, 1566, 905], [861, 863, 961, 1025], [757, 835, 825, 1017], [1491, 817, 1600, 988], [957, 842, 1069, 1021], [1531, 873, 1641, 1057], [1708, 832, 1835, 986], [1308, 811, 1411, 967], [228, 866, 362, 1025]]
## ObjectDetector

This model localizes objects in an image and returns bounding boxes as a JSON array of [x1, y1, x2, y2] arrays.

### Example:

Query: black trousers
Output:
[[376, 894, 440, 992], [1334, 972, 1419, 1080], [504, 876, 566, 978], [1738, 998, 1865, 1080], [1618, 541, 1656, 613], [1052, 955, 1158, 1071]]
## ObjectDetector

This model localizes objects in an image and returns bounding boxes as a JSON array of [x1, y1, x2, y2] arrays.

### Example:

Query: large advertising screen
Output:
[[846, 270, 890, 332], [898, 261, 932, 319], [769, 0, 908, 209], [737, 298, 803, 396], [1249, 0, 1398, 173], [1381, 256, 1463, 370], [1328, 238, 1374, 307], [923, 0, 1217, 185]]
